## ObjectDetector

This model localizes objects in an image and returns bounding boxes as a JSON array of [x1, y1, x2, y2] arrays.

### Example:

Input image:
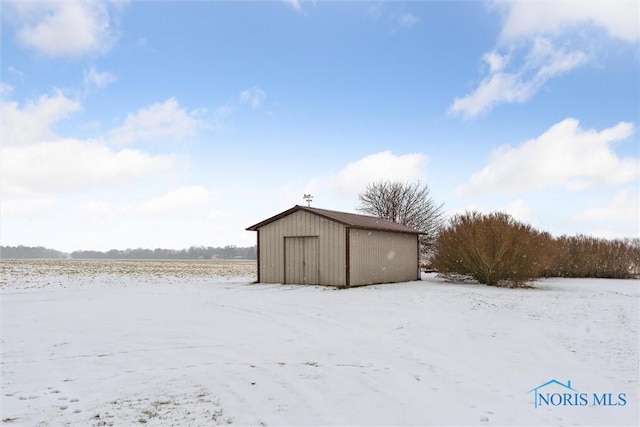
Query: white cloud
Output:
[[482, 51, 508, 74], [450, 1, 637, 118], [576, 187, 639, 222], [137, 186, 219, 218], [83, 66, 117, 89], [1, 91, 81, 146], [527, 38, 589, 79], [0, 82, 14, 96], [1, 89, 193, 203], [272, 151, 430, 208], [76, 186, 220, 222], [0, 197, 55, 220], [239, 87, 266, 109], [457, 118, 638, 195], [108, 98, 205, 145], [449, 38, 588, 118], [329, 151, 429, 196], [1, 139, 178, 196], [499, 1, 639, 43], [68, 188, 247, 252], [500, 199, 532, 222], [13, 1, 115, 57], [76, 200, 125, 223]]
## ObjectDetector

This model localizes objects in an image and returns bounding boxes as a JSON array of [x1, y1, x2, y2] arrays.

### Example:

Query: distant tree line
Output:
[[0, 245, 257, 260], [433, 211, 640, 287], [0, 245, 67, 259]]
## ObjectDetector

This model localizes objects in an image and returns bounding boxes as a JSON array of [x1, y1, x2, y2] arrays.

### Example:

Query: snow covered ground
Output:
[[1, 260, 638, 426]]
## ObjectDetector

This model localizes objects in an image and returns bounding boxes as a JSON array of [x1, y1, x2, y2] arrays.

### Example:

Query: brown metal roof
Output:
[[246, 205, 424, 234]]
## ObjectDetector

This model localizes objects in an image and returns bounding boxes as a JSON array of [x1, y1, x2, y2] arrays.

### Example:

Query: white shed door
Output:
[[284, 236, 319, 285]]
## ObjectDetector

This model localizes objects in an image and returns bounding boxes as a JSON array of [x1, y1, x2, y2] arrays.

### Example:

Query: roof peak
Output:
[[299, 204, 377, 216]]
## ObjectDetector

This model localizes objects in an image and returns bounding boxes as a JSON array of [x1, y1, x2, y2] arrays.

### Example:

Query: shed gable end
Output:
[[256, 210, 346, 286]]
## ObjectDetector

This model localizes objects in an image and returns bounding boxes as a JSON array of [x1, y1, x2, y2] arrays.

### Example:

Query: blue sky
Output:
[[1, 1, 638, 252]]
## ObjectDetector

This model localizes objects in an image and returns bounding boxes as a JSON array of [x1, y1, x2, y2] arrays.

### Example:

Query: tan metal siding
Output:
[[258, 210, 346, 286], [349, 230, 419, 286], [258, 219, 283, 284]]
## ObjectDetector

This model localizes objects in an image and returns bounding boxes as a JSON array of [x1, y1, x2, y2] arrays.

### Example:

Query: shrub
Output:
[[433, 211, 554, 287], [545, 235, 639, 279]]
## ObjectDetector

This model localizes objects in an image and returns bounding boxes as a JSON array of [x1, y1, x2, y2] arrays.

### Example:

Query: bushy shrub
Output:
[[433, 211, 554, 287], [544, 235, 639, 279]]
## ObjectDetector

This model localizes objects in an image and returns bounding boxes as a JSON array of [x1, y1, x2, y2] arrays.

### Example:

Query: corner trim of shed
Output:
[[345, 227, 350, 287]]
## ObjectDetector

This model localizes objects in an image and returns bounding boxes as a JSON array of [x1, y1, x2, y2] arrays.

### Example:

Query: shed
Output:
[[246, 205, 423, 286]]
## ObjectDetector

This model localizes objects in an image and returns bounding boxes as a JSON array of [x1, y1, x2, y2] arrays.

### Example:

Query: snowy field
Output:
[[1, 260, 638, 426]]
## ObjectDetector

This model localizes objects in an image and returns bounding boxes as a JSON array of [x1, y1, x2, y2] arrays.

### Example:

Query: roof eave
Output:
[[348, 226, 425, 235], [245, 205, 300, 231]]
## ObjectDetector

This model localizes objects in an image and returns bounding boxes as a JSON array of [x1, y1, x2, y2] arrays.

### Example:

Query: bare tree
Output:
[[357, 181, 445, 255]]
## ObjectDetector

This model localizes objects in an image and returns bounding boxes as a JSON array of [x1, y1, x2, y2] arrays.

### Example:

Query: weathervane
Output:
[[303, 194, 313, 207]]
